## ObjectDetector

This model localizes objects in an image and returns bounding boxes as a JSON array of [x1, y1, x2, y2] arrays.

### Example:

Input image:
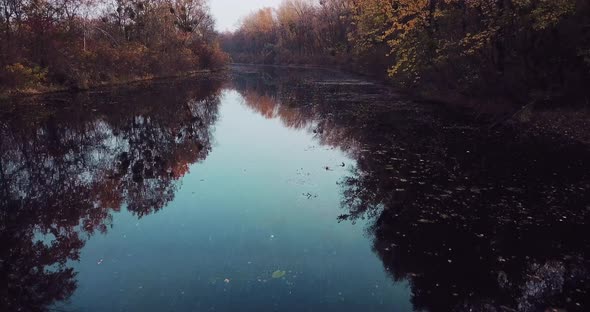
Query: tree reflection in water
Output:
[[231, 66, 590, 312], [0, 79, 222, 312]]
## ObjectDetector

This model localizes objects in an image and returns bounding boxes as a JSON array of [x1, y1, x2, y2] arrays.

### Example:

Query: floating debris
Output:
[[272, 270, 286, 279], [417, 219, 435, 224], [302, 192, 318, 199]]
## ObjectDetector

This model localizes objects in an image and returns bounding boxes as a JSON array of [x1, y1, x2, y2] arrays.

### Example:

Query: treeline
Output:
[[0, 0, 228, 93], [221, 0, 590, 107]]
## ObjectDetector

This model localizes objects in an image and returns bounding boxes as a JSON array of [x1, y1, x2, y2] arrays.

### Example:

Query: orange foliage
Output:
[[0, 0, 228, 93]]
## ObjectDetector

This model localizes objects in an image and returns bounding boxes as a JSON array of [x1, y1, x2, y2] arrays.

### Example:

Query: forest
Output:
[[4, 0, 589, 108], [2, 2, 590, 311], [0, 0, 228, 93], [220, 0, 590, 107]]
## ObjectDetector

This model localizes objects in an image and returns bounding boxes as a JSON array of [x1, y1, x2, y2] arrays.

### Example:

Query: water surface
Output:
[[2, 67, 589, 312]]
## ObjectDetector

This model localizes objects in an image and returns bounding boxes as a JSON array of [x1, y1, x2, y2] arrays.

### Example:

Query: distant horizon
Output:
[[210, 0, 283, 32]]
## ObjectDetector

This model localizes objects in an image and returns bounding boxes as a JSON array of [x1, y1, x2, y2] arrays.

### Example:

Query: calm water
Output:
[[2, 66, 589, 312]]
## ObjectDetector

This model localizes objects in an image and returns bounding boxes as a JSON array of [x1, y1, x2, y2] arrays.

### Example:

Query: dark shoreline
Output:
[[0, 69, 229, 100], [3, 64, 589, 146], [230, 64, 590, 146]]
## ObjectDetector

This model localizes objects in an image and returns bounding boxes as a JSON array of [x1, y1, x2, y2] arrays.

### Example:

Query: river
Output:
[[1, 66, 589, 312]]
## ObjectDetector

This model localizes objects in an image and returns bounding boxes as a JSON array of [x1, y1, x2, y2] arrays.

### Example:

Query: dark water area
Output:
[[1, 66, 589, 312]]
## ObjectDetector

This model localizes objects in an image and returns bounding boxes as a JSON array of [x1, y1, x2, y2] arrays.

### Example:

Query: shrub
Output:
[[1, 63, 48, 90]]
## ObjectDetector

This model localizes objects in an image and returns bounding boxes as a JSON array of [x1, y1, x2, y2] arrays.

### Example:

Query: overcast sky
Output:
[[209, 0, 284, 32]]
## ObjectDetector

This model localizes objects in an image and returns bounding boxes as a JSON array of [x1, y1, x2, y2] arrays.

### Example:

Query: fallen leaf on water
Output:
[[272, 270, 286, 279]]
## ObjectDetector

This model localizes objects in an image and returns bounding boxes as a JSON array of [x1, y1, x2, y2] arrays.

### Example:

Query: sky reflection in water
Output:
[[66, 90, 409, 312], [2, 67, 589, 312]]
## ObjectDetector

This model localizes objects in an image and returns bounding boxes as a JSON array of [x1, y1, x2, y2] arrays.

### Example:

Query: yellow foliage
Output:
[[3, 63, 48, 89]]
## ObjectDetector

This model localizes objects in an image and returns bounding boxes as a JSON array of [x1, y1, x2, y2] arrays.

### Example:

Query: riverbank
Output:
[[0, 69, 228, 100]]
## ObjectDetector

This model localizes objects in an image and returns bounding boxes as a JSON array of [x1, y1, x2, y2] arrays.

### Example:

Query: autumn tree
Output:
[[0, 0, 228, 93], [222, 0, 590, 106]]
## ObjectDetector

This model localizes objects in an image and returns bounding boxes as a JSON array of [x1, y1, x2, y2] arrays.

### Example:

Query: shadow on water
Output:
[[0, 78, 223, 312], [230, 66, 590, 312], [2, 66, 589, 312]]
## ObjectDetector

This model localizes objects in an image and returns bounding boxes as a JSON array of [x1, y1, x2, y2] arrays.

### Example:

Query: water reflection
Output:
[[231, 66, 590, 312], [0, 79, 222, 312], [3, 67, 589, 312]]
